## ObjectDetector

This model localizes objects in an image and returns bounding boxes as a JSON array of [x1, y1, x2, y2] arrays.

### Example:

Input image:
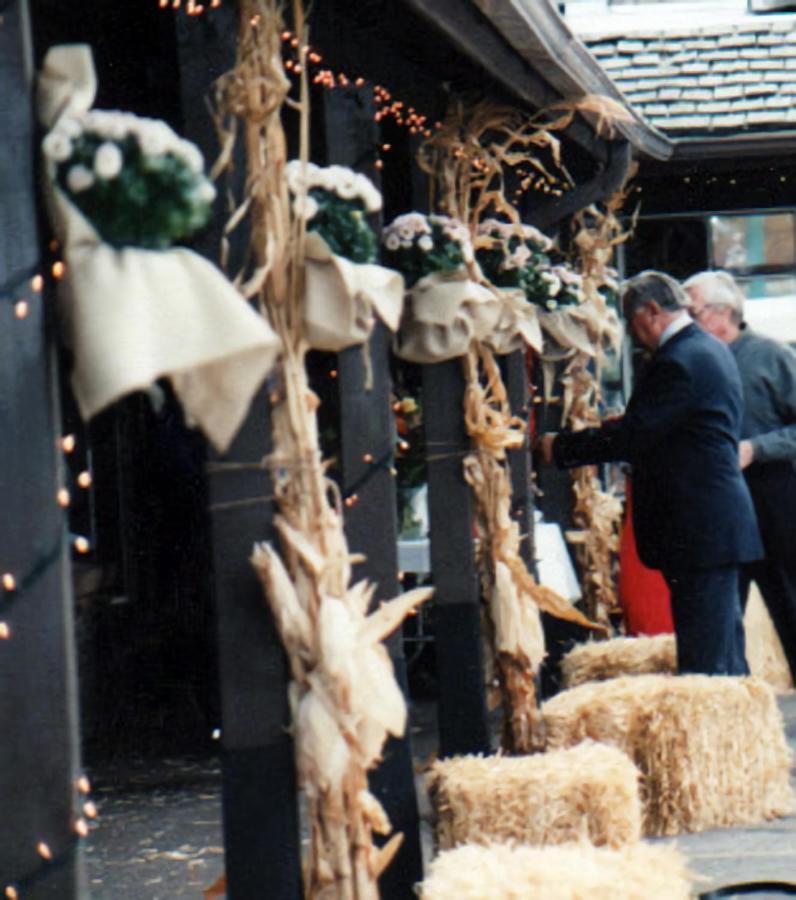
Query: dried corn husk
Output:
[[543, 674, 794, 836], [745, 584, 794, 692], [428, 741, 642, 851], [214, 4, 432, 897], [418, 840, 693, 900]]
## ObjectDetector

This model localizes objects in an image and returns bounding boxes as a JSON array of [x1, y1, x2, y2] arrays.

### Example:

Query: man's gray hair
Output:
[[621, 270, 690, 319], [682, 270, 745, 323]]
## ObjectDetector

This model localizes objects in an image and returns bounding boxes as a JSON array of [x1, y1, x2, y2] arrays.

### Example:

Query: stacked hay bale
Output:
[[418, 841, 693, 899], [543, 674, 794, 836], [428, 742, 641, 850], [561, 634, 676, 689]]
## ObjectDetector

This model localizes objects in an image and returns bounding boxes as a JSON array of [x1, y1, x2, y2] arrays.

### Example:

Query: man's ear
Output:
[[645, 299, 662, 317]]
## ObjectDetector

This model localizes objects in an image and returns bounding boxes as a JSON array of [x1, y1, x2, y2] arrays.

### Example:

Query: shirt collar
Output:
[[658, 311, 693, 348]]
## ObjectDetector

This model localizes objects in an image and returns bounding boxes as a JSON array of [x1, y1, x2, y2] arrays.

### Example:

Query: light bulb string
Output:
[[1, 533, 66, 613], [0, 264, 39, 302], [5, 833, 83, 897]]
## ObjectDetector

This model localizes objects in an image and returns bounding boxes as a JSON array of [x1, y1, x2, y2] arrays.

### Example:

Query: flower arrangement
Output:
[[43, 110, 216, 250], [285, 161, 381, 264], [381, 212, 474, 287], [474, 218, 587, 311]]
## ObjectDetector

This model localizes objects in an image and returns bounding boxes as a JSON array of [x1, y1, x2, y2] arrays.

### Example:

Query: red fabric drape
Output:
[[618, 479, 674, 636]]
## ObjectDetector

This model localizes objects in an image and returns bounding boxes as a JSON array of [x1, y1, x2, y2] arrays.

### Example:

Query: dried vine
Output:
[[212, 3, 430, 897]]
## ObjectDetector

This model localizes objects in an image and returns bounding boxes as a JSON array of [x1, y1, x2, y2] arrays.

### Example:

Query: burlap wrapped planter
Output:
[[428, 742, 642, 850], [543, 674, 793, 836], [561, 635, 676, 689], [418, 841, 693, 899]]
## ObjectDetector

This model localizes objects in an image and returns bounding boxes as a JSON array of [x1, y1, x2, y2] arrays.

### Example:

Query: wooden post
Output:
[[324, 80, 424, 898], [174, 10, 302, 897], [0, 1, 85, 896], [338, 323, 424, 900], [502, 350, 535, 572], [423, 361, 491, 757]]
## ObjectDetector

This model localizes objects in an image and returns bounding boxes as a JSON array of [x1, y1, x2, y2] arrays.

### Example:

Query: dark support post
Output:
[[325, 81, 423, 898], [338, 324, 424, 900], [503, 350, 535, 571], [0, 1, 85, 896], [174, 11, 301, 898], [422, 361, 490, 757]]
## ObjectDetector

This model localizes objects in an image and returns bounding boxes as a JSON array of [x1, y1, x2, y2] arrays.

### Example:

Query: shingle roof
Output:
[[581, 14, 796, 136]]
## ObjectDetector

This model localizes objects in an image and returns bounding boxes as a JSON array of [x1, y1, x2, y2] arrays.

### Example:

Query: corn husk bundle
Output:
[[212, 4, 431, 897], [417, 102, 602, 753], [428, 741, 642, 851], [418, 840, 693, 900], [543, 674, 794, 836], [561, 635, 677, 689]]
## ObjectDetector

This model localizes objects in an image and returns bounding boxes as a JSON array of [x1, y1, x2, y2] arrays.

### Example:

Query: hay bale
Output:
[[561, 635, 676, 689], [543, 674, 794, 836], [418, 841, 693, 899], [428, 742, 641, 850]]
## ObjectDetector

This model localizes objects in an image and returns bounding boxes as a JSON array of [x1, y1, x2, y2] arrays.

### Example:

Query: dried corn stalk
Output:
[[555, 191, 634, 625], [212, 4, 430, 897], [419, 102, 601, 753]]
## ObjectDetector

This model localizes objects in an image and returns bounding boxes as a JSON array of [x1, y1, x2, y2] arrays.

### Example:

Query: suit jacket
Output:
[[554, 323, 763, 572]]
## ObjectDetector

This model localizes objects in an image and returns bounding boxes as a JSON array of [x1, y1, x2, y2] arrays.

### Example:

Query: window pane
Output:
[[710, 214, 795, 270]]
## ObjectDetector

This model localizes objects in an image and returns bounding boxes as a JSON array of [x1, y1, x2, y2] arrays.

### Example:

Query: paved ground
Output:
[[84, 693, 796, 898]]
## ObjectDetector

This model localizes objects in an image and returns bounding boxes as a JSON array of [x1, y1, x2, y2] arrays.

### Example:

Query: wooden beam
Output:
[[423, 361, 491, 757], [0, 2, 85, 896], [502, 350, 535, 572], [174, 10, 302, 897]]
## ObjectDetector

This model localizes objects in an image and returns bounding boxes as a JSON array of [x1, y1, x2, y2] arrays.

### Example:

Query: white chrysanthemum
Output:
[[522, 224, 553, 250], [384, 232, 402, 251], [541, 271, 561, 296], [508, 244, 531, 269], [56, 117, 83, 139], [178, 140, 204, 175], [418, 234, 434, 252], [553, 265, 583, 287], [137, 121, 172, 157], [93, 142, 123, 179], [66, 164, 94, 193], [546, 299, 559, 310], [42, 131, 73, 163], [195, 180, 217, 205], [292, 194, 319, 221], [285, 159, 321, 194], [355, 175, 382, 213]]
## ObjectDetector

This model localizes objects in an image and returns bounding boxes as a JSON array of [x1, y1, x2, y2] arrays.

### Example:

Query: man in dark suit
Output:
[[684, 270, 796, 681], [541, 270, 762, 675]]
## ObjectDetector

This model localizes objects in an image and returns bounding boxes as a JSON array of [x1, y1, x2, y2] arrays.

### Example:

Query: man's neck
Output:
[[657, 310, 692, 348]]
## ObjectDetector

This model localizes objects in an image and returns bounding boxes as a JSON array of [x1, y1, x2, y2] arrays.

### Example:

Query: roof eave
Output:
[[400, 0, 673, 162], [471, 0, 674, 161], [671, 129, 796, 160]]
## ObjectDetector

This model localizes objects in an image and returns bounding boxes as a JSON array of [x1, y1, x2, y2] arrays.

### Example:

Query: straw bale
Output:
[[561, 635, 676, 689], [418, 841, 693, 899], [428, 742, 641, 850], [543, 674, 794, 836]]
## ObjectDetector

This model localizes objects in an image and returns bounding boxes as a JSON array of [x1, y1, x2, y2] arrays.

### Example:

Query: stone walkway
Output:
[[84, 694, 796, 898]]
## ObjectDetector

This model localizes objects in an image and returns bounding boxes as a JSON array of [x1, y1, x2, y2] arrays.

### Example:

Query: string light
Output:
[[82, 801, 97, 819], [56, 489, 71, 508], [2, 574, 16, 592], [76, 471, 92, 489], [73, 536, 90, 555], [362, 453, 373, 464], [61, 435, 76, 453], [74, 819, 89, 838], [36, 843, 52, 862], [0, 623, 10, 640], [51, 261, 65, 280], [31, 274, 44, 292], [5, 886, 19, 899], [76, 776, 91, 794], [14, 301, 29, 320]]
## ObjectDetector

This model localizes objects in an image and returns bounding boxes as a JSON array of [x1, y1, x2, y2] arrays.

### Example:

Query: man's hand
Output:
[[536, 433, 558, 465], [739, 439, 755, 470]]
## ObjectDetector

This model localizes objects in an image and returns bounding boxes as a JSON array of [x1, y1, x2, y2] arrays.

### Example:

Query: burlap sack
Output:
[[393, 270, 500, 363], [302, 232, 404, 352], [38, 45, 281, 453]]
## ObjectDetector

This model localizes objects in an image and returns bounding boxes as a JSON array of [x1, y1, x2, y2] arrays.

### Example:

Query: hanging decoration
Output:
[[387, 101, 604, 754], [558, 191, 635, 625], [286, 160, 404, 353], [211, 2, 431, 897], [37, 45, 281, 453]]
